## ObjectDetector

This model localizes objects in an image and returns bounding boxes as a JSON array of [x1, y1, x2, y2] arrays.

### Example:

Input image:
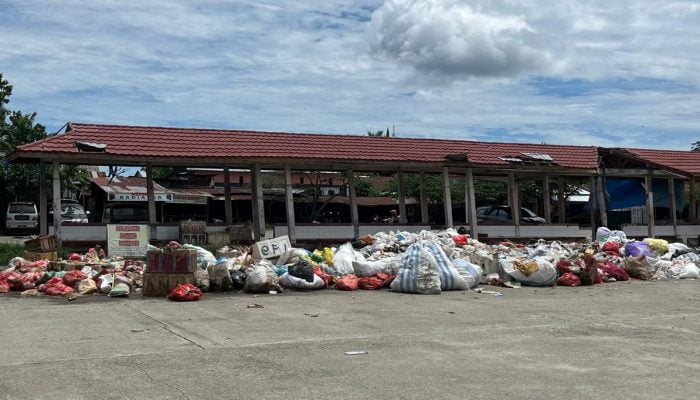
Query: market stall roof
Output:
[[91, 176, 211, 203], [620, 148, 700, 177], [7, 122, 599, 172]]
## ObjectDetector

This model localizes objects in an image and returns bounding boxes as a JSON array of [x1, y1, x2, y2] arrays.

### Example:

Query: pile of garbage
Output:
[[3, 227, 699, 299], [0, 248, 144, 298]]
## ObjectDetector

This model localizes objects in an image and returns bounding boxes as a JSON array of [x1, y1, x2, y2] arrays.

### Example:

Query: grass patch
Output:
[[0, 243, 25, 267]]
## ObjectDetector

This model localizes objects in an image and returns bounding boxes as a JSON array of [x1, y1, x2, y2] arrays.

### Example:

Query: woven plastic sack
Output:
[[244, 263, 283, 293], [279, 273, 324, 290], [352, 260, 389, 277], [390, 243, 441, 294], [77, 279, 97, 295], [424, 243, 467, 291], [452, 259, 482, 289], [501, 257, 556, 287]]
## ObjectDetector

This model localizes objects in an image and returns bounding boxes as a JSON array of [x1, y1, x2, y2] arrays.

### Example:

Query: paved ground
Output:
[[1, 280, 699, 400]]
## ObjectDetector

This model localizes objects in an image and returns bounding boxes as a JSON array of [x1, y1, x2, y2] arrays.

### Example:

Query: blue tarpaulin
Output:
[[587, 178, 685, 212]]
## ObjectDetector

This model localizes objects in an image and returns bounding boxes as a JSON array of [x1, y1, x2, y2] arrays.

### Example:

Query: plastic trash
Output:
[[168, 283, 202, 301], [279, 273, 325, 290], [390, 243, 441, 294], [335, 274, 359, 291]]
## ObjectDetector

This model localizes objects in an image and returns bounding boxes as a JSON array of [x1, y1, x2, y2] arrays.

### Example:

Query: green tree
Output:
[[692, 141, 700, 151], [0, 73, 89, 218], [367, 128, 390, 137]]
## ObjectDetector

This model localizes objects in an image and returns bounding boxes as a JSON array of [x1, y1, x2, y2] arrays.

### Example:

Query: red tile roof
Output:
[[13, 122, 599, 169], [622, 148, 700, 176]]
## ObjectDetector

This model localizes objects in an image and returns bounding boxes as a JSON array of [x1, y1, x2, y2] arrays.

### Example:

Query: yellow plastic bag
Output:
[[643, 238, 669, 255], [322, 247, 334, 265], [513, 260, 539, 277]]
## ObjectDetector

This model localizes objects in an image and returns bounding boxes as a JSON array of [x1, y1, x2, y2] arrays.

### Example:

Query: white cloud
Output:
[[368, 0, 557, 78], [0, 0, 698, 151]]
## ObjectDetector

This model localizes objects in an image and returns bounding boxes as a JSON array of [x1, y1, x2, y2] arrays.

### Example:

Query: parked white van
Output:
[[5, 202, 39, 233]]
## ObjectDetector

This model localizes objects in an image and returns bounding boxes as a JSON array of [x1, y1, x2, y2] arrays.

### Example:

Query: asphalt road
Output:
[[1, 280, 699, 399]]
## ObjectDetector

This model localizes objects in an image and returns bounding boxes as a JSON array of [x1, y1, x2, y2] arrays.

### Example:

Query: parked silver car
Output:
[[476, 205, 546, 224], [5, 202, 39, 232]]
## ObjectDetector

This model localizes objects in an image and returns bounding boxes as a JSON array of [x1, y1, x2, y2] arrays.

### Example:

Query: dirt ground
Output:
[[1, 280, 699, 399]]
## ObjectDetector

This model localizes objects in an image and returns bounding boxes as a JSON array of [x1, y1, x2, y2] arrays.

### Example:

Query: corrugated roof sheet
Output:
[[623, 148, 700, 175], [14, 122, 599, 169]]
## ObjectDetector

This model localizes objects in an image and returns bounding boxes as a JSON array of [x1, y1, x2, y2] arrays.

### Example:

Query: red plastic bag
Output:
[[358, 276, 384, 290], [168, 284, 202, 301], [453, 234, 469, 246], [602, 241, 620, 256], [599, 261, 629, 281], [63, 270, 88, 288], [556, 260, 572, 273], [6, 272, 24, 290], [557, 272, 581, 287], [335, 275, 359, 291], [42, 277, 74, 296], [313, 267, 331, 289]]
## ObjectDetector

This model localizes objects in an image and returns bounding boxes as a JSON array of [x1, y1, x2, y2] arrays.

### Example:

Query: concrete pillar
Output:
[[542, 175, 551, 224], [597, 175, 608, 228], [223, 167, 233, 243], [284, 165, 296, 245], [39, 162, 48, 235], [465, 167, 478, 239], [419, 171, 429, 224], [509, 173, 521, 237], [347, 169, 359, 238], [590, 175, 598, 238], [558, 176, 566, 223], [146, 163, 156, 240], [397, 169, 407, 224], [669, 177, 678, 238], [690, 179, 697, 222], [51, 161, 62, 246], [251, 164, 265, 241], [645, 171, 655, 238], [442, 167, 453, 228]]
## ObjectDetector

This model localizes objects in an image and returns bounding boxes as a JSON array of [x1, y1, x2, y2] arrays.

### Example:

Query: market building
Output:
[[6, 122, 700, 246]]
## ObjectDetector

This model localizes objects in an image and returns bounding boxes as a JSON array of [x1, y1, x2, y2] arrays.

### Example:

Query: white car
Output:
[[5, 202, 39, 232]]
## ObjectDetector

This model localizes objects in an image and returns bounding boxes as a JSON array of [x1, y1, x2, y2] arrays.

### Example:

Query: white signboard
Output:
[[252, 236, 291, 260], [108, 192, 171, 202], [107, 224, 149, 257]]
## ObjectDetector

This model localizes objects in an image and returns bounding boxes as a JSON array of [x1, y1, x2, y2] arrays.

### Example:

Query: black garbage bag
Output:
[[230, 270, 246, 290], [288, 260, 315, 283]]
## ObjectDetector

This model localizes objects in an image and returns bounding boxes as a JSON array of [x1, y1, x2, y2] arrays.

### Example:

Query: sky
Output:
[[1, 0, 699, 149]]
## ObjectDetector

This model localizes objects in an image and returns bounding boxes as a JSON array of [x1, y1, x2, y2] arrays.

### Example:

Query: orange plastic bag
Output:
[[335, 275, 359, 291]]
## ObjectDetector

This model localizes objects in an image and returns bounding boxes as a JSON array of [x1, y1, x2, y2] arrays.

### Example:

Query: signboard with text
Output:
[[108, 192, 171, 202], [107, 224, 149, 257], [251, 236, 291, 260]]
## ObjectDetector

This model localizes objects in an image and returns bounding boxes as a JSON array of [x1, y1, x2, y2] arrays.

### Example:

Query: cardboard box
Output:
[[142, 272, 196, 296], [146, 249, 197, 273]]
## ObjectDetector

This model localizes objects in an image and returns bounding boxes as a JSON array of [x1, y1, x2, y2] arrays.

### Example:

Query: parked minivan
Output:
[[5, 202, 39, 233]]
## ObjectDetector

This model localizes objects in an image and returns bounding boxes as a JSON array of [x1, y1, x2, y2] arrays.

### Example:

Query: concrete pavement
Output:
[[1, 280, 699, 399]]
